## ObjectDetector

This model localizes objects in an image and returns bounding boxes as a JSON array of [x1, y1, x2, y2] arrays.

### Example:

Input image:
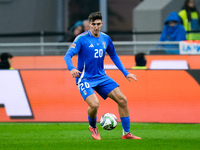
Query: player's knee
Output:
[[90, 102, 99, 110], [117, 96, 127, 108]]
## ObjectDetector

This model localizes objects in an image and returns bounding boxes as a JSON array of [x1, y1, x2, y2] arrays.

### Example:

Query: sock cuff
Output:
[[88, 116, 97, 128], [120, 116, 130, 133], [120, 116, 130, 121], [88, 116, 97, 120]]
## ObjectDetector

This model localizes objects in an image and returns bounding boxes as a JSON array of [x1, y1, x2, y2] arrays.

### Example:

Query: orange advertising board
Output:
[[12, 55, 200, 69], [0, 69, 199, 123]]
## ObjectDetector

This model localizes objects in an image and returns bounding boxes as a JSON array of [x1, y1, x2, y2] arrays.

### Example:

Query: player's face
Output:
[[89, 19, 103, 37]]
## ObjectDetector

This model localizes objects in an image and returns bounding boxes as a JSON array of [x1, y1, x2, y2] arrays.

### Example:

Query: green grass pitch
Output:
[[0, 122, 199, 150]]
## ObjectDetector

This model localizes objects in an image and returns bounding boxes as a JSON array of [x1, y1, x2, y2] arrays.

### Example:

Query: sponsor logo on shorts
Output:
[[83, 90, 87, 95]]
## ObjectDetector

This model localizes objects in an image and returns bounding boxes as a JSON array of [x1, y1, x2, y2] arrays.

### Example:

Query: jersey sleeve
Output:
[[106, 37, 129, 77], [64, 38, 81, 71]]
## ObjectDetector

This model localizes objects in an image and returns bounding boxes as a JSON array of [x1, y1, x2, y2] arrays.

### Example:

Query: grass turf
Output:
[[0, 123, 199, 150]]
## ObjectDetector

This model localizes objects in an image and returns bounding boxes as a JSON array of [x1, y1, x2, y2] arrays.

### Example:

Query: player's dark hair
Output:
[[88, 11, 102, 22]]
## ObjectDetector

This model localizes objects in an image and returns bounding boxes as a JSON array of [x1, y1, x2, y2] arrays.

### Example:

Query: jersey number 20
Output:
[[94, 49, 103, 58]]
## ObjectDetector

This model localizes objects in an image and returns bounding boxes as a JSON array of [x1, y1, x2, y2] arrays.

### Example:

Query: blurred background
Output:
[[1, 0, 200, 42], [0, 0, 200, 56]]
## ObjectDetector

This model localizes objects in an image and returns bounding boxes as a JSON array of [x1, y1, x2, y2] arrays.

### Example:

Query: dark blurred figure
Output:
[[83, 19, 90, 31], [179, 0, 200, 40], [132, 53, 147, 69], [160, 12, 186, 41], [66, 20, 84, 42], [0, 52, 14, 69]]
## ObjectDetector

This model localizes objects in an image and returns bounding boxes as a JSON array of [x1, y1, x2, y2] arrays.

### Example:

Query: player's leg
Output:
[[107, 87, 141, 139], [85, 94, 101, 140], [78, 79, 101, 140], [107, 87, 130, 131], [95, 77, 131, 134], [85, 94, 99, 128], [107, 87, 129, 117]]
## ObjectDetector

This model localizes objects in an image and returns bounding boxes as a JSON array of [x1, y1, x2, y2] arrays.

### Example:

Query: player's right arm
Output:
[[64, 43, 77, 70], [64, 38, 82, 77]]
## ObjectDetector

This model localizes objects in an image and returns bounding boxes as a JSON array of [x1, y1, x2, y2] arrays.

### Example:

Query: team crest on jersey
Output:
[[103, 42, 106, 49], [70, 43, 76, 48]]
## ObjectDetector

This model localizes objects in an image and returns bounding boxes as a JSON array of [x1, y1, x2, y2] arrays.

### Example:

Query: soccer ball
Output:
[[100, 113, 117, 130]]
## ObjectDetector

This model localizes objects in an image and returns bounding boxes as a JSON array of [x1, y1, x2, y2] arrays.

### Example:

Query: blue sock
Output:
[[120, 116, 130, 132], [88, 116, 97, 128]]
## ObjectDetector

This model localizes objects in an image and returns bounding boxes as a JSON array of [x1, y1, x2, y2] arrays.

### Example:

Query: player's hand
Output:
[[126, 73, 137, 82], [70, 69, 82, 78]]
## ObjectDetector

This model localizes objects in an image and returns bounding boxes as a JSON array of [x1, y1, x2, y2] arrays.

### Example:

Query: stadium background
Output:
[[0, 0, 200, 123], [1, 0, 200, 43]]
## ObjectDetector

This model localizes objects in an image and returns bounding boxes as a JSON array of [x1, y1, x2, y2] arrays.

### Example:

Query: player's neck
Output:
[[92, 33, 100, 37]]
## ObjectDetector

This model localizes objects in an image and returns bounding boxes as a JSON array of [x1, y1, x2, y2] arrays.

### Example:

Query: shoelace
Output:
[[90, 128, 98, 135], [127, 133, 133, 136], [93, 128, 98, 134]]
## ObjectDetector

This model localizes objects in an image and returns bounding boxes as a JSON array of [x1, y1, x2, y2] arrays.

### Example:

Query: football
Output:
[[100, 113, 117, 130]]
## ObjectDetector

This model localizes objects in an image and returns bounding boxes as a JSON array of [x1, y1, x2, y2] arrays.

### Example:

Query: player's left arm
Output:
[[106, 38, 137, 82]]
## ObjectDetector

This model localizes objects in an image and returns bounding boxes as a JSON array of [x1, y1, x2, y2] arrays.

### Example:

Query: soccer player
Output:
[[64, 11, 141, 140]]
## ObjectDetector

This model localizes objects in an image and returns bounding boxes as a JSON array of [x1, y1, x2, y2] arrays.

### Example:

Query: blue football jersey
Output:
[[64, 30, 129, 82]]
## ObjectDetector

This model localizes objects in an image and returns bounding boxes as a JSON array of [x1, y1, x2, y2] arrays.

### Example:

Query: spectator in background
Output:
[[0, 52, 14, 70], [83, 19, 90, 31], [132, 53, 147, 69], [179, 0, 200, 40], [159, 11, 186, 54], [66, 20, 84, 42]]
